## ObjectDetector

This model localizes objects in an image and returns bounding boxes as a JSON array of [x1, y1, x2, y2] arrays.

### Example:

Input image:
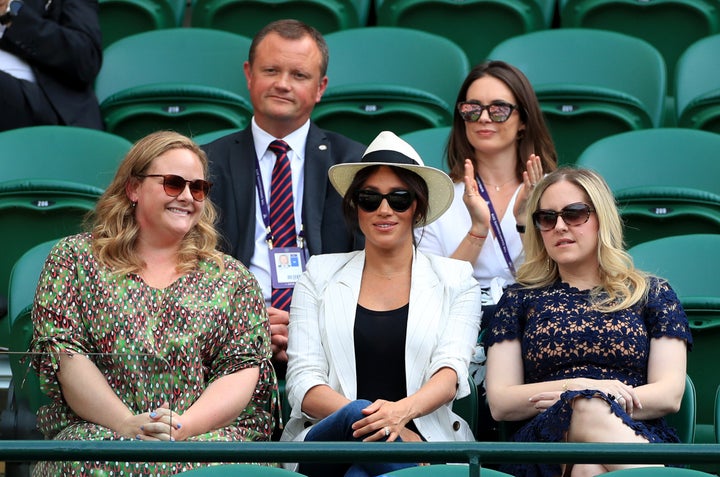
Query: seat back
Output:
[[191, 128, 243, 146], [603, 467, 718, 476], [0, 126, 130, 345], [575, 128, 720, 247], [628, 234, 720, 443], [378, 464, 514, 476], [191, 0, 370, 34], [488, 28, 666, 165], [98, 0, 186, 47], [560, 0, 720, 92], [375, 0, 555, 65], [450, 376, 479, 439], [6, 240, 58, 415], [95, 28, 254, 142], [400, 126, 451, 173], [313, 27, 470, 145], [676, 33, 720, 134], [665, 375, 697, 444]]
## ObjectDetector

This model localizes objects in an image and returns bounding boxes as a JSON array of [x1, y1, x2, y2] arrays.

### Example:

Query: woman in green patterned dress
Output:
[[30, 131, 276, 476]]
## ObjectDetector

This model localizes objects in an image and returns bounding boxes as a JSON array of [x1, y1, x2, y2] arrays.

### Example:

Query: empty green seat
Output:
[[560, 0, 720, 93], [98, 0, 186, 48], [191, 0, 371, 34], [628, 234, 720, 445], [379, 464, 514, 476], [95, 28, 254, 143], [575, 128, 720, 248], [488, 28, 666, 165], [376, 0, 556, 65], [313, 27, 470, 145], [400, 126, 451, 173], [675, 33, 720, 134], [0, 126, 131, 346]]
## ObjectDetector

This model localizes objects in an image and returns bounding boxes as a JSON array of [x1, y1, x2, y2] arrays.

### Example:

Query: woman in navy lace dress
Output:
[[484, 167, 692, 477]]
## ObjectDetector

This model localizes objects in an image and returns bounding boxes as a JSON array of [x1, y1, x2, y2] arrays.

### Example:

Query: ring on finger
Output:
[[384, 427, 390, 437]]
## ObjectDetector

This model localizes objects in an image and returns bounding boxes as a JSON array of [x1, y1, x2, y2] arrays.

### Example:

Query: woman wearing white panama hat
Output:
[[281, 131, 482, 476]]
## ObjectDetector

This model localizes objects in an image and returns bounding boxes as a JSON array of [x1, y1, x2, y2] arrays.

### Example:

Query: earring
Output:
[[545, 258, 550, 272], [132, 201, 137, 208]]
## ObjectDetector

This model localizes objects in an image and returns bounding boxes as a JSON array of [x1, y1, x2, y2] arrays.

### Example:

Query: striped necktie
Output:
[[268, 139, 296, 311]]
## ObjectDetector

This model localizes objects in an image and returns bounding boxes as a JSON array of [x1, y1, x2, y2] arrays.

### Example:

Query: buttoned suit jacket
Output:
[[203, 123, 366, 264], [0, 0, 103, 128]]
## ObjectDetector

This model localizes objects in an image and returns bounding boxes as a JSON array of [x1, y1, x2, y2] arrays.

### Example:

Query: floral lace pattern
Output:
[[486, 278, 692, 477]]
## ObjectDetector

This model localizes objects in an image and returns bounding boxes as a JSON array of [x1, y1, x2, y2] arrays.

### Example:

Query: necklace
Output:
[[480, 177, 517, 192]]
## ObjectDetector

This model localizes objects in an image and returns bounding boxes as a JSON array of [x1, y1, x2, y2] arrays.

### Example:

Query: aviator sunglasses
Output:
[[457, 100, 519, 123], [136, 174, 212, 201], [532, 202, 595, 231], [355, 189, 415, 213]]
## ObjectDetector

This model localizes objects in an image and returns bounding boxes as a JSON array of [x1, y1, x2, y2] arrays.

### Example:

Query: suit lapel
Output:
[[302, 125, 332, 256], [227, 128, 259, 263]]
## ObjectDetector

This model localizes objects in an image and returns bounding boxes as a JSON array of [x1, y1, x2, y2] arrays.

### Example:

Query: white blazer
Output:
[[281, 249, 482, 443]]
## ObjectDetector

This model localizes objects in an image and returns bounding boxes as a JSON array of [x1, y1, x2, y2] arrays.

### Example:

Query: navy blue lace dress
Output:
[[485, 277, 693, 477]]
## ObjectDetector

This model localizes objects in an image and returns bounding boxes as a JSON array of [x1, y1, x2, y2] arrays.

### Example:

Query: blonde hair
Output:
[[517, 167, 648, 312], [90, 131, 224, 275]]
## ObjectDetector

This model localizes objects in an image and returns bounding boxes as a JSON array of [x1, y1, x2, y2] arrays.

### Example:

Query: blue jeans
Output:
[[299, 400, 418, 477]]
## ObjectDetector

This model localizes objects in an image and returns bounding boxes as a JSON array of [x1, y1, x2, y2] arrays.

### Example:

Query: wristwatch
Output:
[[0, 0, 23, 25]]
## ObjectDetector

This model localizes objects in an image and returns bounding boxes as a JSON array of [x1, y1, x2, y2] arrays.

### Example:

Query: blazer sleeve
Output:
[[425, 257, 482, 399], [1, 0, 103, 87]]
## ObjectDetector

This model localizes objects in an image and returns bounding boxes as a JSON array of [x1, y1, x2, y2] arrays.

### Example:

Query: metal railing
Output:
[[1, 441, 720, 476]]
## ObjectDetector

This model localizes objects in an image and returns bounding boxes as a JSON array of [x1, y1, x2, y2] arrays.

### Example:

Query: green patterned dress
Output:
[[30, 233, 276, 476]]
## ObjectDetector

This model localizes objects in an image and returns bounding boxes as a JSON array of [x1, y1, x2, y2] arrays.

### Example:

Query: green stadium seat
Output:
[[628, 234, 720, 445], [191, 128, 242, 146], [379, 464, 514, 476], [313, 27, 470, 145], [98, 0, 186, 48], [0, 126, 131, 347], [191, 0, 371, 34], [603, 467, 717, 476], [675, 33, 720, 134], [575, 128, 720, 248], [3, 240, 57, 428], [559, 0, 720, 93], [95, 28, 254, 143], [488, 29, 666, 165], [400, 127, 451, 173], [665, 375, 697, 444], [172, 463, 307, 475], [375, 0, 556, 65]]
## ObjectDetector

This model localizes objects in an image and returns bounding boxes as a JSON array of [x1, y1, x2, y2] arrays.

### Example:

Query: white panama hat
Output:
[[328, 131, 454, 226]]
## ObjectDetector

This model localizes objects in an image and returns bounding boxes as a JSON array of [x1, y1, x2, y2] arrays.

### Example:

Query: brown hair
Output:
[[248, 19, 329, 77], [447, 60, 557, 182]]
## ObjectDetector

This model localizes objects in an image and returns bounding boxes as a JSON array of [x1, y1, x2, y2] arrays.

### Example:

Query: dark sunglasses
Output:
[[136, 174, 212, 201], [457, 100, 518, 123], [355, 189, 415, 213], [532, 202, 595, 231]]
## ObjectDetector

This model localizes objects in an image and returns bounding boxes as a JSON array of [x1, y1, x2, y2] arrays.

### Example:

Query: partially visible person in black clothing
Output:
[[0, 0, 103, 131]]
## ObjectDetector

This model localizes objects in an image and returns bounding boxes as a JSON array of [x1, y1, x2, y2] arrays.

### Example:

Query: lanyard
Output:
[[475, 174, 516, 276], [254, 156, 305, 250]]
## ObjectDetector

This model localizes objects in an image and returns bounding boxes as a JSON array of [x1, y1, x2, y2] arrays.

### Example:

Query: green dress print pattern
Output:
[[30, 233, 276, 476]]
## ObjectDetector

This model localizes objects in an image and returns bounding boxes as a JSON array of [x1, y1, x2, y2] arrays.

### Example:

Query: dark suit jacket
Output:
[[0, 0, 103, 128], [203, 123, 366, 265]]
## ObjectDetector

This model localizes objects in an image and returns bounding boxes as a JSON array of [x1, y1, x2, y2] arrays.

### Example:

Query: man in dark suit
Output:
[[203, 19, 365, 376], [0, 0, 103, 131]]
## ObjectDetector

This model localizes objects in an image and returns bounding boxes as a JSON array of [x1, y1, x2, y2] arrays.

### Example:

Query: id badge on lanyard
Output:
[[269, 246, 306, 289]]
